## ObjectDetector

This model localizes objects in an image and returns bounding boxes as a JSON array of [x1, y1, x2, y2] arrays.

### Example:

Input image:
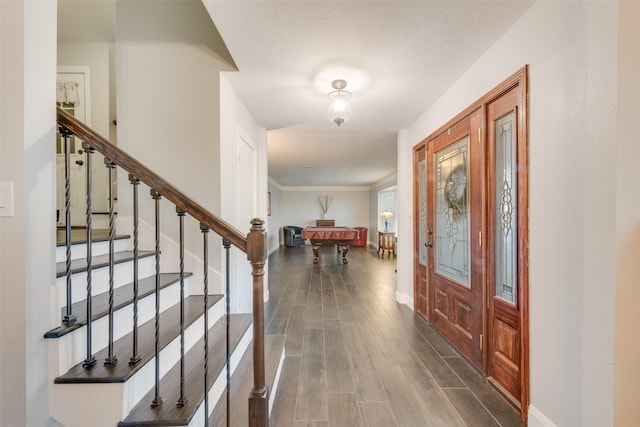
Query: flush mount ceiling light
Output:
[[327, 79, 352, 127]]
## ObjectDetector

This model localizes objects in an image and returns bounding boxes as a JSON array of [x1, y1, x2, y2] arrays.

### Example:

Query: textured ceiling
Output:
[[205, 1, 533, 187]]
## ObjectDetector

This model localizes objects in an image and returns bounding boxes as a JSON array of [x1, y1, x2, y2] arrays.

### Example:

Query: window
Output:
[[378, 186, 397, 233]]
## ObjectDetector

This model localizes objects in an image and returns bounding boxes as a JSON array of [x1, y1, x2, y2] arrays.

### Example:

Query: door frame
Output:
[[412, 66, 529, 420]]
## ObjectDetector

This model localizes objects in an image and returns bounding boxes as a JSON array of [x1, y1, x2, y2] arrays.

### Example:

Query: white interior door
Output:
[[56, 67, 91, 227], [236, 130, 257, 313]]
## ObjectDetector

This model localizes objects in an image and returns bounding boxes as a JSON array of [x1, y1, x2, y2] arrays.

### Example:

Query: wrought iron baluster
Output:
[[176, 209, 187, 407], [223, 238, 231, 427], [150, 189, 163, 408], [82, 143, 97, 368], [201, 224, 210, 427], [104, 159, 118, 365], [60, 127, 76, 324], [129, 174, 141, 365]]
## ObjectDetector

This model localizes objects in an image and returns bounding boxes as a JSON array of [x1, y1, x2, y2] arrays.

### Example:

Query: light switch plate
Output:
[[0, 181, 15, 217]]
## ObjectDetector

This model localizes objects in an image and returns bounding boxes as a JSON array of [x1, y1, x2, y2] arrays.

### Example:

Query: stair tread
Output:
[[210, 334, 285, 426], [56, 250, 156, 278], [118, 313, 253, 426], [54, 294, 223, 384], [57, 228, 130, 246], [45, 272, 193, 339]]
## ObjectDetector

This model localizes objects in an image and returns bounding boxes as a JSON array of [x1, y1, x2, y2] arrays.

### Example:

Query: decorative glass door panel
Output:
[[494, 112, 517, 304], [435, 136, 470, 287], [413, 145, 429, 318], [427, 108, 484, 371], [486, 68, 528, 412], [419, 157, 427, 265]]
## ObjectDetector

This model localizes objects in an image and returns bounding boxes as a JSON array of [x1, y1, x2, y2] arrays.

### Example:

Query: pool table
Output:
[[301, 226, 360, 264]]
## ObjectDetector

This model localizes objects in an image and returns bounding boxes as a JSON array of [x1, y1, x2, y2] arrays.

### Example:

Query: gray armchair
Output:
[[283, 226, 304, 247]]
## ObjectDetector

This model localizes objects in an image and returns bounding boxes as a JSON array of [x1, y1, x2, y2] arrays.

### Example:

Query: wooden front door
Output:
[[413, 67, 529, 418], [486, 76, 529, 410], [427, 108, 484, 370]]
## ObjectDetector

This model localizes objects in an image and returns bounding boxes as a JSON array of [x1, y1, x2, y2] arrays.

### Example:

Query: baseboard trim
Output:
[[395, 291, 414, 309], [528, 405, 558, 427]]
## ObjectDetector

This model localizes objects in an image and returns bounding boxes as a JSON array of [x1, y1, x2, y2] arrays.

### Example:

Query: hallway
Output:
[[265, 244, 525, 426]]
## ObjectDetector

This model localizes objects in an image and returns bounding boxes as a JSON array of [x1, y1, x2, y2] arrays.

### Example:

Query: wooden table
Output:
[[302, 226, 359, 264], [378, 231, 396, 256]]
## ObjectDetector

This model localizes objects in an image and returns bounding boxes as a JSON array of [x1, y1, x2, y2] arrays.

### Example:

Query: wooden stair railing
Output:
[[56, 106, 268, 427]]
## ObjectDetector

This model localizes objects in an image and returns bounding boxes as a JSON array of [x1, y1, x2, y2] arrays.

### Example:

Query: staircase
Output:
[[47, 108, 283, 426]]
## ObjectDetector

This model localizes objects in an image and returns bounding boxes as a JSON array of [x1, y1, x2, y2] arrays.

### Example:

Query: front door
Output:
[[427, 108, 484, 370], [56, 67, 90, 227]]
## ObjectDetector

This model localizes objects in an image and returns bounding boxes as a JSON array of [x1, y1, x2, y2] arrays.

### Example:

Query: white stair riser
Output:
[[50, 382, 124, 427], [51, 280, 192, 376], [56, 238, 128, 263], [55, 256, 156, 309]]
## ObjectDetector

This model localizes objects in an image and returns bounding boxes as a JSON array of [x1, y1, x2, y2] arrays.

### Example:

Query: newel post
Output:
[[247, 218, 268, 427]]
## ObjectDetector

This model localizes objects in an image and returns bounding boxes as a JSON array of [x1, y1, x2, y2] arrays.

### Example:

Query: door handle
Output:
[[75, 160, 84, 166], [425, 242, 432, 248]]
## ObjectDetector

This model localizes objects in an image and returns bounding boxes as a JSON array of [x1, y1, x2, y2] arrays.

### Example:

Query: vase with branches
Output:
[[317, 195, 333, 219]]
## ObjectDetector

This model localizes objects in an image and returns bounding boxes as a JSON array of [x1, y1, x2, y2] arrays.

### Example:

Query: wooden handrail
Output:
[[56, 107, 247, 252]]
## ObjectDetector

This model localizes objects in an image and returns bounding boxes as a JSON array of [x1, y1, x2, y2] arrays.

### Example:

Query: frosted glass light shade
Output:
[[327, 80, 352, 126]]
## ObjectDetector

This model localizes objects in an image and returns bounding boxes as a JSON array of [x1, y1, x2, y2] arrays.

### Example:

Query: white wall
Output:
[[220, 73, 269, 310], [116, 1, 234, 295], [398, 2, 619, 426], [0, 1, 59, 426], [614, 2, 640, 424], [280, 187, 370, 232]]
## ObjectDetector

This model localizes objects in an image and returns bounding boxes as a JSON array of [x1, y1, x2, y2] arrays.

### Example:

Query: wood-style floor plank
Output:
[[266, 245, 523, 426], [295, 328, 327, 421], [323, 320, 354, 393], [445, 357, 526, 427], [341, 321, 387, 402], [326, 393, 362, 427], [358, 401, 398, 427]]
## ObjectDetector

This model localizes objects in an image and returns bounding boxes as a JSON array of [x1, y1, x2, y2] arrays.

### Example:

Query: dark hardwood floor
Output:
[[265, 244, 525, 427]]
